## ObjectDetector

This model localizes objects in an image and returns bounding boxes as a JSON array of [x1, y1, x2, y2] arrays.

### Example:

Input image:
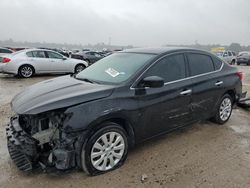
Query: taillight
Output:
[[2, 57, 11, 63], [236, 71, 243, 81]]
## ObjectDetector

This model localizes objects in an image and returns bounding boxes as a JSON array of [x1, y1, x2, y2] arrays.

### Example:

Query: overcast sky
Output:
[[0, 0, 250, 46]]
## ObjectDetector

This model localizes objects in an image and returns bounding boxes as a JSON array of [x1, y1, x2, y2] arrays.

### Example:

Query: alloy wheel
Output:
[[219, 97, 232, 121], [90, 132, 125, 171]]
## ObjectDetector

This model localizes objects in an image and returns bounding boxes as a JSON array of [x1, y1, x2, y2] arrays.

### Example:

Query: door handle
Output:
[[180, 89, 192, 95], [215, 81, 223, 86]]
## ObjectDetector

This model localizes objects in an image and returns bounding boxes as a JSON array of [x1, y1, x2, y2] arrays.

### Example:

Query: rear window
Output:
[[187, 53, 215, 76], [0, 48, 12, 53]]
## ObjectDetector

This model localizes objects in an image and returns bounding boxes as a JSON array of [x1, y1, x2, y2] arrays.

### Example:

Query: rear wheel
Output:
[[231, 59, 236, 65], [212, 94, 233, 124], [18, 65, 34, 78], [81, 123, 128, 175]]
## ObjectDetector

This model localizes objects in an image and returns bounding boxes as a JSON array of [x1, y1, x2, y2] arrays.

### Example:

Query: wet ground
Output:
[[0, 66, 250, 188]]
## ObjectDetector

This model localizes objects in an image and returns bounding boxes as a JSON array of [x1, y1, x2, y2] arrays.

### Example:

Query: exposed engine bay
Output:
[[6, 111, 80, 172]]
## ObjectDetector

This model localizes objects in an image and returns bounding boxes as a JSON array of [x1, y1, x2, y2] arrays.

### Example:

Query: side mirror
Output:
[[141, 76, 164, 88]]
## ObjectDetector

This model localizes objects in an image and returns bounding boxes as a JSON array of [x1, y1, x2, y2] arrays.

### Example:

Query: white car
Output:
[[0, 49, 88, 78], [0, 47, 13, 72], [214, 51, 237, 65]]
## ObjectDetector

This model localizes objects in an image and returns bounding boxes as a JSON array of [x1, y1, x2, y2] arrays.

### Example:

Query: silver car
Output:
[[0, 49, 88, 78]]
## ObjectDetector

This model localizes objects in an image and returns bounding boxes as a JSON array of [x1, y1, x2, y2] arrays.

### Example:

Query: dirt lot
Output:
[[0, 66, 250, 188]]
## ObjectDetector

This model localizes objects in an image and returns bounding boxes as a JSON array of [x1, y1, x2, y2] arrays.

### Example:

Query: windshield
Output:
[[75, 52, 156, 84]]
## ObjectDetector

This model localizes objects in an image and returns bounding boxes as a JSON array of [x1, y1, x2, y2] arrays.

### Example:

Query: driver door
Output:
[[45, 51, 70, 72], [134, 53, 193, 140]]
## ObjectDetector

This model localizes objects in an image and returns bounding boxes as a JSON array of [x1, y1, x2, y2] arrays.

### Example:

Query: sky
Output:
[[0, 0, 250, 46]]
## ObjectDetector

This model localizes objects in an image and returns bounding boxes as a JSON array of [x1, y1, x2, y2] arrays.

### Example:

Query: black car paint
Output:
[[7, 48, 242, 172]]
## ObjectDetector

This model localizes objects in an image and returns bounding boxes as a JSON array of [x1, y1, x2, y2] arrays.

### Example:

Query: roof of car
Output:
[[122, 47, 206, 55]]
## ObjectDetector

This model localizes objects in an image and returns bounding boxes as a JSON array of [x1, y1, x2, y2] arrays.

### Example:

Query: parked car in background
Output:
[[71, 51, 105, 65], [0, 47, 13, 72], [0, 49, 88, 78], [214, 50, 236, 65], [0, 47, 13, 57], [236, 51, 250, 65], [6, 47, 242, 175]]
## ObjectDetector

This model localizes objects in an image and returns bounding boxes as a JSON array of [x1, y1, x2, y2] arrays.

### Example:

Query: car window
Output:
[[47, 51, 63, 59], [76, 52, 156, 84], [26, 52, 34, 57], [0, 48, 12, 53], [187, 53, 215, 76], [223, 52, 228, 57], [94, 53, 102, 58], [212, 57, 223, 70], [228, 51, 232, 56], [232, 52, 236, 56], [144, 54, 186, 83], [32, 51, 46, 58]]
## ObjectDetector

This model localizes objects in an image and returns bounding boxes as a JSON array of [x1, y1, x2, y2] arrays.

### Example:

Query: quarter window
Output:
[[187, 53, 215, 76], [144, 54, 186, 83], [212, 57, 223, 70]]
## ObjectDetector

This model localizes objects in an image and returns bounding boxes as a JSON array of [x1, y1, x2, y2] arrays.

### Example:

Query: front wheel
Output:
[[212, 94, 233, 124], [74, 64, 86, 74], [81, 123, 128, 175]]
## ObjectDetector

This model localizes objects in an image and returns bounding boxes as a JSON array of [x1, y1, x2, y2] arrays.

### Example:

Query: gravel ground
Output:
[[0, 66, 250, 188]]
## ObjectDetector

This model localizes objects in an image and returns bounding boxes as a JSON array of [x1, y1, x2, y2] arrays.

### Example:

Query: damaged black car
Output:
[[6, 47, 243, 175]]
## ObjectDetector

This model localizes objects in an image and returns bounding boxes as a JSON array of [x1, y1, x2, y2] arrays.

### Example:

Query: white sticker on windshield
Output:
[[105, 68, 120, 77]]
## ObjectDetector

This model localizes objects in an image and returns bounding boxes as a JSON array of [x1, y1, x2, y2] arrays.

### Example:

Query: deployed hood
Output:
[[11, 75, 115, 114]]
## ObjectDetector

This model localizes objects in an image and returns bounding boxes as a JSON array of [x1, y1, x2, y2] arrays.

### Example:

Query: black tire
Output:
[[74, 64, 86, 73], [231, 59, 236, 65], [18, 65, 34, 78], [212, 94, 233, 124], [237, 62, 240, 65], [81, 123, 128, 175]]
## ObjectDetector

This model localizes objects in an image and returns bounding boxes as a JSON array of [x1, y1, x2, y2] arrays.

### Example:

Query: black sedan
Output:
[[6, 47, 242, 175], [71, 51, 104, 65]]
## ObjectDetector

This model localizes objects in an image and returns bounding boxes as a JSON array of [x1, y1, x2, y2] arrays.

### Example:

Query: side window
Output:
[[144, 54, 186, 83], [187, 53, 215, 76], [32, 51, 46, 58], [47, 51, 63, 59], [26, 52, 34, 57], [223, 52, 228, 57], [228, 51, 232, 56]]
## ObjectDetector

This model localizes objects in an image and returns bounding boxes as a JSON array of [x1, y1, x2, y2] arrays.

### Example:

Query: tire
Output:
[[81, 123, 128, 175], [212, 94, 233, 124], [231, 59, 235, 65], [237, 62, 240, 65], [74, 64, 86, 74], [18, 65, 34, 78]]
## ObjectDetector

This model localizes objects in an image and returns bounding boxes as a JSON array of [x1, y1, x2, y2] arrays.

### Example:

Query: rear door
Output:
[[186, 52, 224, 120], [26, 50, 51, 73], [135, 53, 193, 140]]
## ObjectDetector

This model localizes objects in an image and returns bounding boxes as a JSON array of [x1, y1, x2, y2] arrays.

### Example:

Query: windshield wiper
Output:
[[74, 76, 99, 84]]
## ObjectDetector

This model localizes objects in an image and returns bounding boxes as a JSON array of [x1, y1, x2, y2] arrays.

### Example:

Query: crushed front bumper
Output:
[[6, 117, 38, 171]]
